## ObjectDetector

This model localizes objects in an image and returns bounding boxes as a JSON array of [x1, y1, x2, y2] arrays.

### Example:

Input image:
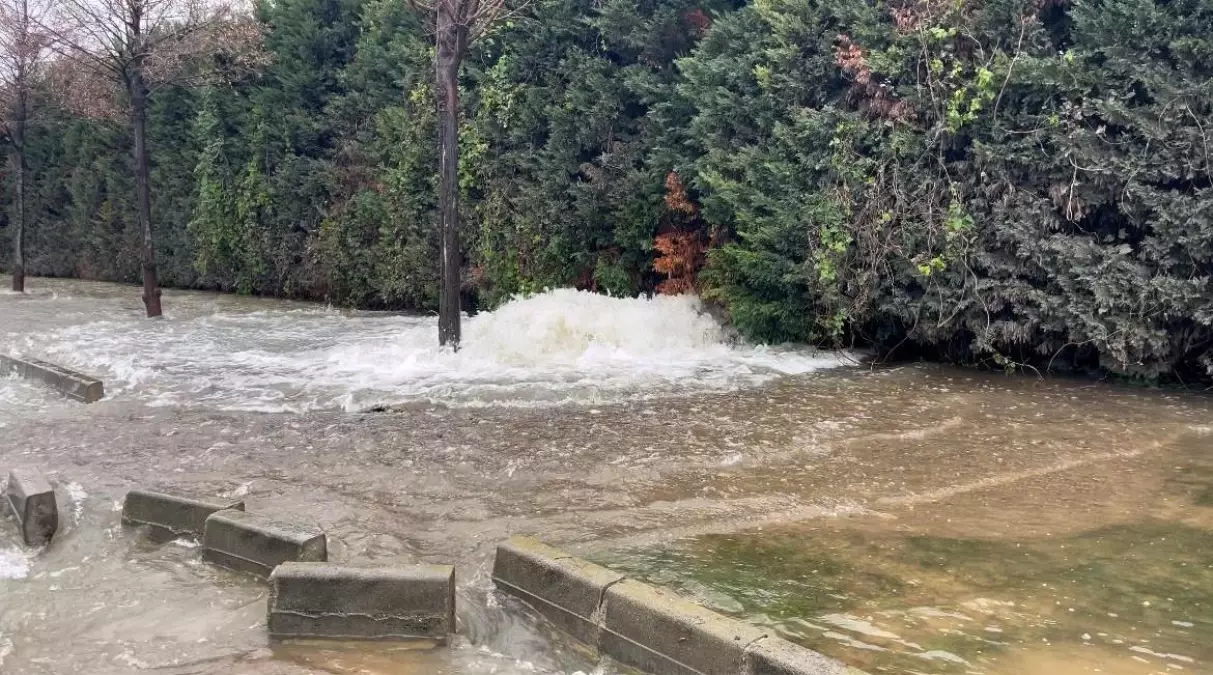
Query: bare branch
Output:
[[0, 0, 60, 134], [44, 57, 123, 119], [39, 0, 266, 119], [410, 0, 519, 42]]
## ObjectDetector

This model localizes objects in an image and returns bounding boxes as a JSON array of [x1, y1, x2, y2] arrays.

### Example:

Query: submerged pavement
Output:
[[2, 279, 1210, 674]]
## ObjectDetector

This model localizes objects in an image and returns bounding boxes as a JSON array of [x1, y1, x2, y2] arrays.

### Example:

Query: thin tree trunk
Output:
[[435, 0, 463, 348], [9, 29, 26, 294], [12, 141, 25, 293], [10, 99, 25, 293], [129, 67, 162, 318]]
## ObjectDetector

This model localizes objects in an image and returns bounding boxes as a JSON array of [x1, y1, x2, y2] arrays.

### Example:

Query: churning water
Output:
[[4, 284, 854, 413], [4, 279, 1213, 675]]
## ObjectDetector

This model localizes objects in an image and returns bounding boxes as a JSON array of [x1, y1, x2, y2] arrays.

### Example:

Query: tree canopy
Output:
[[3, 0, 1211, 380]]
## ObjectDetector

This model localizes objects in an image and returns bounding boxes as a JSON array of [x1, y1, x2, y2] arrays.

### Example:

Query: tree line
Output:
[[2, 0, 1212, 381]]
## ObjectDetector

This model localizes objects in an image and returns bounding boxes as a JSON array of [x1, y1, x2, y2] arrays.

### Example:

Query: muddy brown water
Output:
[[1, 279, 1211, 675]]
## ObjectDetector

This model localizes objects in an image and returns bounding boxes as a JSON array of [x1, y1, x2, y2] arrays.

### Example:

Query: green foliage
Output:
[[683, 0, 1213, 380], [189, 87, 239, 287], [4, 0, 1212, 381], [464, 0, 738, 305]]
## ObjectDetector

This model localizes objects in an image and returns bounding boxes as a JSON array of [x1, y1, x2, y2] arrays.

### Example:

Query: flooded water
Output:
[[593, 441, 1213, 675], [1, 282, 849, 413], [2, 278, 1212, 675]]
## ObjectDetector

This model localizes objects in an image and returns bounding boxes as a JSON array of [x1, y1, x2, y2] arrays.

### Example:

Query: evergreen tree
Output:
[[4, 0, 1212, 381]]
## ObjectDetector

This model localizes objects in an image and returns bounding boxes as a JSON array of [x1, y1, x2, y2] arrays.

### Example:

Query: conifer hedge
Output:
[[3, 0, 1210, 379]]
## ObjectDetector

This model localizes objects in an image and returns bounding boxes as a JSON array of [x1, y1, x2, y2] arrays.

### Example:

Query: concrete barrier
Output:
[[122, 489, 245, 537], [601, 579, 767, 675], [492, 536, 864, 675], [491, 536, 623, 645], [0, 355, 104, 403], [202, 510, 326, 577], [746, 636, 863, 675], [5, 469, 58, 546], [268, 563, 456, 641]]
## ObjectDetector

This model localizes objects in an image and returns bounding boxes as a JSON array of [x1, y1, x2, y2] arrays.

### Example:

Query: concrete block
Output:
[[745, 637, 863, 675], [122, 489, 245, 537], [202, 510, 326, 578], [5, 469, 58, 546], [492, 536, 624, 646], [268, 563, 455, 641], [600, 579, 767, 675], [0, 354, 104, 403]]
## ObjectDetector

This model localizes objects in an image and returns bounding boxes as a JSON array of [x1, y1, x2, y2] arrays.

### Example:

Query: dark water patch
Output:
[[593, 520, 1213, 675]]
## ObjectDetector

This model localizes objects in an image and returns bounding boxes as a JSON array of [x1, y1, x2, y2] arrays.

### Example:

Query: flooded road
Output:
[[594, 436, 1213, 675], [2, 279, 1211, 675]]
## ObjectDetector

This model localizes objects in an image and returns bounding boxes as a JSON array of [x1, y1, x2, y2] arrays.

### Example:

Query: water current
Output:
[[1, 279, 1211, 675], [1, 283, 850, 413]]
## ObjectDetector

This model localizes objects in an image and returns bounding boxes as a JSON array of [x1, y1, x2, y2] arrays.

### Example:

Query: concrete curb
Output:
[[122, 489, 245, 537], [601, 578, 767, 675], [202, 509, 326, 578], [5, 469, 58, 546], [491, 536, 623, 646], [746, 635, 867, 675], [268, 563, 456, 641], [0, 354, 104, 403], [492, 536, 864, 675]]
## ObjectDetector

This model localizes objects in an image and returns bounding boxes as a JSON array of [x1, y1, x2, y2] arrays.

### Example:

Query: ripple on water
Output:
[[593, 514, 1213, 675], [0, 375, 66, 422]]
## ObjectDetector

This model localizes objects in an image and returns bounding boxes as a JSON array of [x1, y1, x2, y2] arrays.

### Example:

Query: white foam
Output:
[[819, 614, 904, 640], [18, 290, 855, 411], [0, 547, 30, 580], [917, 650, 970, 665], [1130, 646, 1196, 663], [822, 631, 888, 652], [908, 607, 972, 621], [67, 482, 87, 522], [0, 375, 58, 410]]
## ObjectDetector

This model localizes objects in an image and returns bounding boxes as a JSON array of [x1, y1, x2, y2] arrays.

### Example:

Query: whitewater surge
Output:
[[0, 546, 29, 580], [0, 374, 63, 422], [12, 289, 855, 411]]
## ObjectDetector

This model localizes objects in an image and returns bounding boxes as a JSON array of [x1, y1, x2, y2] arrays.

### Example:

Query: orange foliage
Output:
[[664, 172, 697, 215], [684, 8, 711, 34], [654, 171, 708, 294], [835, 35, 912, 123], [654, 231, 706, 295], [834, 35, 872, 85]]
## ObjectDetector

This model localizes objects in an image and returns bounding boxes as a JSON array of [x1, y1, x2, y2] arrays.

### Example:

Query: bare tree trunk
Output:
[[129, 67, 162, 318], [10, 100, 25, 293], [11, 148, 25, 293], [435, 0, 463, 348], [9, 43, 26, 293]]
